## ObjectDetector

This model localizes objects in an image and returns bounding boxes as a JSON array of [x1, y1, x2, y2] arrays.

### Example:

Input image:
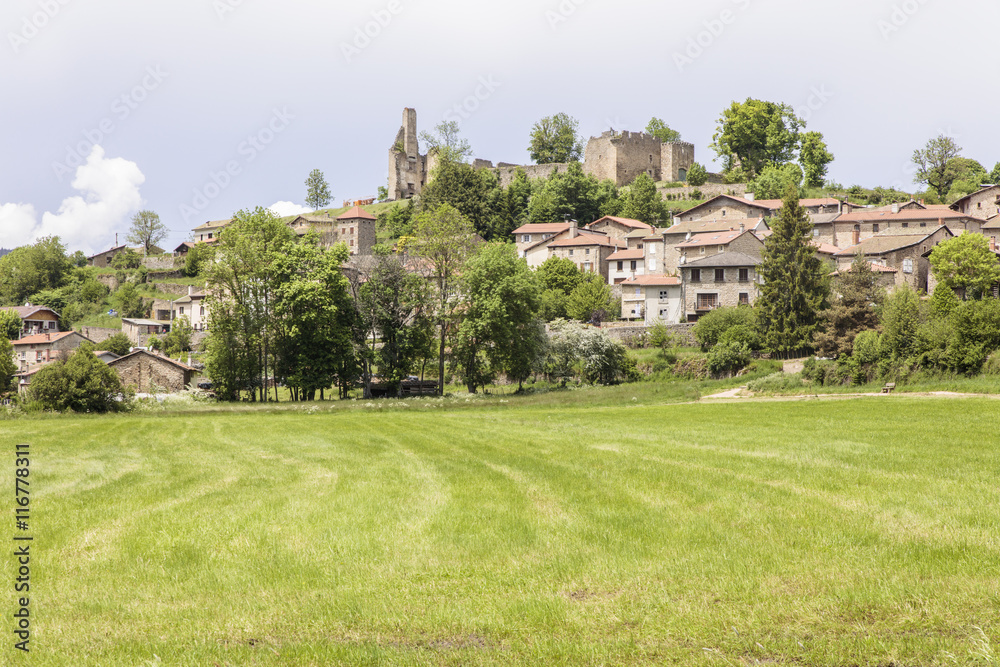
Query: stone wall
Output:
[[661, 142, 695, 182], [142, 256, 181, 270], [79, 326, 121, 344], [147, 270, 184, 280], [600, 322, 697, 346], [95, 274, 120, 291], [661, 182, 748, 203], [151, 282, 192, 296], [487, 163, 569, 188], [112, 354, 191, 393]]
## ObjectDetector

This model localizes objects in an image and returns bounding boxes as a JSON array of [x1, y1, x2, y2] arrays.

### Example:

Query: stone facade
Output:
[[388, 108, 430, 200], [675, 195, 773, 223], [620, 278, 684, 324], [681, 254, 762, 321], [11, 331, 93, 372], [78, 326, 121, 345], [951, 185, 1000, 221], [834, 227, 953, 293], [108, 350, 195, 393]]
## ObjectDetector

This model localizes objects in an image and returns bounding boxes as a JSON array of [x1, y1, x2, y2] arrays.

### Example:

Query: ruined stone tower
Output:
[[388, 108, 429, 200]]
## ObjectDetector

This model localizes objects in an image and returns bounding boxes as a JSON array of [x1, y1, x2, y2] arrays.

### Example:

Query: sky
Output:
[[1, 0, 998, 254]]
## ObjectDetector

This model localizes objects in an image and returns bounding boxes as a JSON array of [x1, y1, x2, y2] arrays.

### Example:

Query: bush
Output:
[[706, 341, 751, 377], [802, 356, 846, 386], [28, 344, 130, 413], [694, 306, 758, 350], [983, 351, 1000, 376], [747, 372, 805, 394], [103, 332, 132, 357], [686, 162, 709, 186]]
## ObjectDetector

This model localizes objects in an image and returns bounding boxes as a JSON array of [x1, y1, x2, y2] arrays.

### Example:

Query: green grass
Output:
[[4, 394, 999, 665]]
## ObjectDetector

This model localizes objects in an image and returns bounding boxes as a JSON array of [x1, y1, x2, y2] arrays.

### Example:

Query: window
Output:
[[659, 290, 670, 299], [617, 261, 623, 271], [200, 306, 205, 316], [350, 239, 354, 247], [690, 268, 701, 282], [920, 222, 926, 227], [813, 228, 819, 237], [630, 260, 637, 271], [179, 307, 185, 315], [585, 248, 590, 255], [722, 209, 726, 216], [903, 258, 913, 274], [700, 247, 706, 255], [714, 268, 725, 282], [696, 293, 719, 310], [902, 222, 908, 228], [568, 249, 574, 256], [649, 244, 656, 254], [36, 351, 43, 361], [351, 227, 355, 235], [739, 292, 750, 305], [739, 268, 749, 282], [208, 233, 213, 240], [543, 233, 552, 240], [635, 287, 641, 296], [522, 234, 531, 243]]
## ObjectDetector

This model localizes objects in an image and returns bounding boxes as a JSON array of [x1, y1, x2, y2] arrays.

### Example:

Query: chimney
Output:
[[739, 223, 745, 233], [744, 192, 756, 201], [892, 202, 899, 214], [188, 285, 194, 296], [919, 198, 924, 206], [569, 219, 578, 239], [989, 238, 996, 252], [685, 231, 692, 241]]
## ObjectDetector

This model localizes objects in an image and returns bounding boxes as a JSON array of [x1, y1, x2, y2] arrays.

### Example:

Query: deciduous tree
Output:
[[645, 117, 681, 143], [912, 135, 962, 199], [711, 99, 804, 178], [929, 233, 1000, 300], [799, 131, 834, 188], [620, 173, 667, 224], [419, 120, 473, 162], [410, 204, 478, 395], [529, 113, 583, 164], [126, 210, 167, 254]]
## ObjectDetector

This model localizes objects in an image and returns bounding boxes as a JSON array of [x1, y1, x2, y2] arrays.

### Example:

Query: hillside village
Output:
[[3, 105, 1000, 403]]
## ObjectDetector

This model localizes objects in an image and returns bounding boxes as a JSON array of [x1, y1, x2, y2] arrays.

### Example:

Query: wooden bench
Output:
[[881, 382, 896, 394]]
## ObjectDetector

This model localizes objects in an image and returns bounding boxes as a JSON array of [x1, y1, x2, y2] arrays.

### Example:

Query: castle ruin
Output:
[[387, 108, 695, 200]]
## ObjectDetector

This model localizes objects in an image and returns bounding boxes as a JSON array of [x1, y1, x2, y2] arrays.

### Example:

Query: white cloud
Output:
[[0, 146, 144, 254], [269, 201, 312, 217]]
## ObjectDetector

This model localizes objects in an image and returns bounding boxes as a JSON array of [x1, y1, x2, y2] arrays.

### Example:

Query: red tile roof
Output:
[[337, 206, 376, 221], [621, 274, 681, 286], [607, 249, 644, 261], [11, 331, 85, 346], [676, 230, 745, 248], [752, 197, 842, 209], [512, 222, 571, 235], [547, 232, 625, 249], [835, 209, 972, 223], [811, 241, 841, 255], [588, 216, 653, 231]]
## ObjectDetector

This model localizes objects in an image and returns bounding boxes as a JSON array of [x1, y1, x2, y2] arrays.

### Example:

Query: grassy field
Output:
[[3, 393, 999, 666]]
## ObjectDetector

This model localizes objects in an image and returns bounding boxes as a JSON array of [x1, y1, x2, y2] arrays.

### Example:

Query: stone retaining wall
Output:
[[600, 322, 696, 346], [79, 326, 121, 344]]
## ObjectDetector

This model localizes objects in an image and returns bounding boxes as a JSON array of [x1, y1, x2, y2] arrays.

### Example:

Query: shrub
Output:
[[103, 332, 132, 357], [983, 351, 1000, 376], [694, 306, 758, 350], [706, 341, 751, 377], [28, 344, 130, 413], [686, 162, 709, 186], [746, 372, 805, 394]]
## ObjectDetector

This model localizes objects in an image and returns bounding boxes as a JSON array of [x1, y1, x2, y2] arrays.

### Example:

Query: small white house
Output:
[[620, 275, 684, 324]]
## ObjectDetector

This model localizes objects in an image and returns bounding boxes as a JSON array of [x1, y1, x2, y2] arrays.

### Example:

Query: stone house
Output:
[[192, 219, 231, 243], [620, 275, 683, 324], [87, 245, 128, 268], [546, 230, 625, 281], [173, 239, 217, 257], [10, 331, 93, 372], [831, 261, 899, 293], [122, 318, 170, 346], [834, 226, 954, 293], [336, 206, 377, 255], [983, 216, 1000, 246], [675, 195, 774, 223], [675, 229, 765, 267], [513, 222, 571, 255], [681, 252, 762, 321], [108, 350, 196, 393], [518, 226, 577, 268], [585, 216, 653, 241], [950, 185, 1000, 221], [0, 305, 60, 337], [829, 208, 979, 248], [662, 219, 770, 274]]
